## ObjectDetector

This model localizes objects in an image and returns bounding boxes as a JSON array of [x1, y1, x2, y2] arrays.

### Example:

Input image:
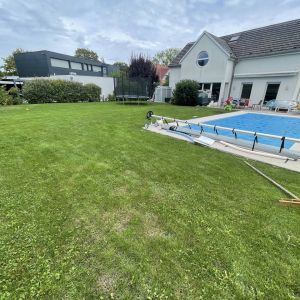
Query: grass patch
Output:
[[0, 103, 300, 299]]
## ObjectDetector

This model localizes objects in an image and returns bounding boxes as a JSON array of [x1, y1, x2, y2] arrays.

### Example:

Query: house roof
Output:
[[169, 42, 194, 67], [169, 18, 300, 66]]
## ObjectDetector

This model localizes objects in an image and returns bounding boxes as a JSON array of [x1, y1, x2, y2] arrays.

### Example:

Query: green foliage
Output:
[[0, 86, 12, 105], [84, 83, 102, 102], [22, 79, 101, 104], [172, 80, 199, 106], [106, 94, 116, 101], [74, 48, 103, 62], [1, 48, 25, 76], [113, 62, 129, 75], [152, 48, 181, 66], [8, 87, 22, 105]]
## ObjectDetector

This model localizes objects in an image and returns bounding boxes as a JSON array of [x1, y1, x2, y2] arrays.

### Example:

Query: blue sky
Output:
[[1, 0, 300, 64]]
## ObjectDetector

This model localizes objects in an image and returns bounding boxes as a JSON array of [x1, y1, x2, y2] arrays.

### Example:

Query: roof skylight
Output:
[[229, 35, 240, 42]]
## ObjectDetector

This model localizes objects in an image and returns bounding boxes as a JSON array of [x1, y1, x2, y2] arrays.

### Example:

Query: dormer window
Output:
[[197, 51, 209, 67]]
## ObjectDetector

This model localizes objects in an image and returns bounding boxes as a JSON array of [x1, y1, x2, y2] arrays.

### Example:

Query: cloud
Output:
[[0, 0, 300, 63]]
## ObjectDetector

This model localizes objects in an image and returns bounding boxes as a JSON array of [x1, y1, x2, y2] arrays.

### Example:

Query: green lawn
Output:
[[1, 103, 300, 299]]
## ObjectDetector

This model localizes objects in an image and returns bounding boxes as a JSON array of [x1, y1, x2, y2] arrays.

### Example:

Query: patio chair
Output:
[[251, 99, 263, 110]]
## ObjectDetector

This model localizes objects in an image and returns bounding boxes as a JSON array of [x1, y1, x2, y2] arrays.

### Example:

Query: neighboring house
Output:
[[154, 64, 169, 85], [169, 19, 300, 104], [14, 51, 119, 97]]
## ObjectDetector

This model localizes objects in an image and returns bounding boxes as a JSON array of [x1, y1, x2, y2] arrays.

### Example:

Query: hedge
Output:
[[0, 86, 13, 106], [23, 79, 101, 104], [172, 79, 199, 106]]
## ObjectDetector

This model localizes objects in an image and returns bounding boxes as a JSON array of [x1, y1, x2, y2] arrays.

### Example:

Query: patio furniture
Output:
[[288, 102, 300, 114], [264, 100, 276, 110], [251, 100, 263, 110], [274, 100, 298, 112]]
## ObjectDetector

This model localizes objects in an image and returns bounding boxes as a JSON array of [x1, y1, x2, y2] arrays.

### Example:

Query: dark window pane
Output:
[[197, 51, 209, 66], [264, 83, 280, 102], [241, 84, 252, 99]]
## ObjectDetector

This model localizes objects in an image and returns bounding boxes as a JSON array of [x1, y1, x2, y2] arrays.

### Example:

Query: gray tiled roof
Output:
[[169, 19, 300, 66], [169, 42, 194, 67]]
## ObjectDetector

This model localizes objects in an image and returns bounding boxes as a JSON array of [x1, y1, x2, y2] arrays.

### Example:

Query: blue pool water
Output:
[[188, 113, 300, 149]]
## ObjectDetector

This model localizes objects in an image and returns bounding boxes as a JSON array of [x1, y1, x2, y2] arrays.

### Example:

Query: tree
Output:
[[128, 54, 158, 84], [152, 48, 181, 66], [74, 48, 104, 62], [113, 62, 129, 75], [2, 48, 25, 76]]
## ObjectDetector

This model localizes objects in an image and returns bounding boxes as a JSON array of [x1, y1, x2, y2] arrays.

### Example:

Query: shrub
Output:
[[0, 86, 12, 106], [83, 83, 101, 102], [8, 87, 23, 105], [106, 94, 116, 101], [23, 79, 101, 104], [172, 80, 199, 106]]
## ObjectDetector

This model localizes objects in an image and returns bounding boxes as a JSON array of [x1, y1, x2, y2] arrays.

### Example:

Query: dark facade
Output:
[[14, 50, 118, 78]]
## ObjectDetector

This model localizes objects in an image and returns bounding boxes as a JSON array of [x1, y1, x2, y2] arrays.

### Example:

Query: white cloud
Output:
[[0, 0, 300, 63]]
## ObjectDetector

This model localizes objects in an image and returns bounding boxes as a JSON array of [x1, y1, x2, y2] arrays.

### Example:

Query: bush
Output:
[[83, 83, 101, 102], [23, 79, 101, 104], [0, 86, 12, 106], [8, 87, 23, 105], [106, 94, 116, 101], [172, 80, 199, 106]]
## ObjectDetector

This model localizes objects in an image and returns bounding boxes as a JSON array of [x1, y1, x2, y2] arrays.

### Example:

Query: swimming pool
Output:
[[189, 113, 300, 149]]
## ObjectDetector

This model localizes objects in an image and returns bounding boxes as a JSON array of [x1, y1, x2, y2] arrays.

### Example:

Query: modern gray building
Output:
[[14, 50, 117, 78]]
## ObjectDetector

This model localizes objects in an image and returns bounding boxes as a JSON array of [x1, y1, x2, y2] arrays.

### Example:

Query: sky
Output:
[[1, 0, 300, 64]]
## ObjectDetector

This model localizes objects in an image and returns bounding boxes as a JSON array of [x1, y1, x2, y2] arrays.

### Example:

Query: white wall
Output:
[[169, 33, 233, 101], [180, 34, 231, 83], [169, 67, 181, 89], [231, 52, 300, 103], [50, 75, 114, 97]]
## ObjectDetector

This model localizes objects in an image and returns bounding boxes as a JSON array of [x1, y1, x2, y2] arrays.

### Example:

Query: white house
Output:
[[169, 19, 300, 105]]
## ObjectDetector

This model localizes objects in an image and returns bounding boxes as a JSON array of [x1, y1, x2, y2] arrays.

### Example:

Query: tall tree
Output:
[[128, 54, 158, 83], [152, 48, 181, 66], [2, 48, 25, 76], [74, 48, 104, 62]]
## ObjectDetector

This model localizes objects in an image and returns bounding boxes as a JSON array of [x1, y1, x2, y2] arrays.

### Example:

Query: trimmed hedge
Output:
[[172, 80, 199, 106], [23, 79, 101, 104]]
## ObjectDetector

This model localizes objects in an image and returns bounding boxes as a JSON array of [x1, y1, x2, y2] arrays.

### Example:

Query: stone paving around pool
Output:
[[146, 110, 300, 173]]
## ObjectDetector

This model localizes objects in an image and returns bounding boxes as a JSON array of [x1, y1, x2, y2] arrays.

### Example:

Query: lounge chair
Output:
[[274, 100, 298, 112]]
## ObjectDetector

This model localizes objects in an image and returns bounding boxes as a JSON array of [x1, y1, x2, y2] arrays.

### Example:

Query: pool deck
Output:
[[146, 110, 300, 173]]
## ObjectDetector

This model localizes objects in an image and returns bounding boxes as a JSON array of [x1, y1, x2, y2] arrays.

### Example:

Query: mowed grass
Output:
[[1, 102, 300, 299]]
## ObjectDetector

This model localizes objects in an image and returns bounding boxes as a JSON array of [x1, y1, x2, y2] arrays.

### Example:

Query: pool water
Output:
[[189, 113, 300, 149]]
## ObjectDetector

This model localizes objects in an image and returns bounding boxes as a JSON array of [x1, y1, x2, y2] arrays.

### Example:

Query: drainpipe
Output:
[[228, 58, 237, 99]]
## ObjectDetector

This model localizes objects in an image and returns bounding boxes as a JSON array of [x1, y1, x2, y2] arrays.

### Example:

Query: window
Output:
[[103, 67, 107, 76], [197, 51, 209, 66], [264, 83, 280, 103], [70, 62, 82, 70], [203, 83, 211, 90], [212, 83, 221, 102], [229, 35, 240, 42], [93, 66, 102, 72], [241, 83, 253, 99], [50, 58, 69, 68], [83, 64, 88, 71]]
